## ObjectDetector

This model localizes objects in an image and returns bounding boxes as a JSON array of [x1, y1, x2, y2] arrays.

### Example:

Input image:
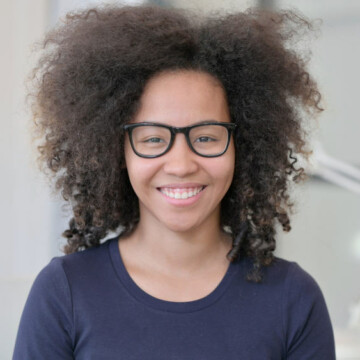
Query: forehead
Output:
[[132, 70, 230, 125]]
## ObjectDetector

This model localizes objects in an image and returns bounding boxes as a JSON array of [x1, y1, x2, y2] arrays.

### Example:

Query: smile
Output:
[[158, 186, 205, 199]]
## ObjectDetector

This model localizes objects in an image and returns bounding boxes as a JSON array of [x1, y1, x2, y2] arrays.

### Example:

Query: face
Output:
[[124, 70, 235, 234]]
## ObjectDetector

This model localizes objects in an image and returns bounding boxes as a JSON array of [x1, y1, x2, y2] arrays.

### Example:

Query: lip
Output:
[[157, 184, 207, 207]]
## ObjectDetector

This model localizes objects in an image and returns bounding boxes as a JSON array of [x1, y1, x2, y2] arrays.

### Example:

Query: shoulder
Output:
[[256, 256, 320, 291], [267, 258, 335, 357], [54, 238, 114, 269], [271, 256, 329, 320], [34, 238, 115, 291], [266, 256, 327, 312], [11, 241, 115, 359], [239, 255, 318, 291], [267, 256, 324, 301], [239, 255, 328, 314]]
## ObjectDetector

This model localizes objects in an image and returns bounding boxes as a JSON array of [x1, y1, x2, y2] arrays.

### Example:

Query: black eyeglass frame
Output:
[[123, 121, 237, 158]]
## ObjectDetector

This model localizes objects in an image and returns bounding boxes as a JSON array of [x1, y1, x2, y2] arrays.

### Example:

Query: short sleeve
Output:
[[282, 262, 336, 360], [12, 258, 74, 359]]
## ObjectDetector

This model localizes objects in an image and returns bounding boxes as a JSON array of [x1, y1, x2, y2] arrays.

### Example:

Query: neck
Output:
[[125, 214, 232, 278]]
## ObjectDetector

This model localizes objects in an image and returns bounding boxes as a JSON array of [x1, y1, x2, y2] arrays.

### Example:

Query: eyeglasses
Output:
[[123, 122, 236, 158]]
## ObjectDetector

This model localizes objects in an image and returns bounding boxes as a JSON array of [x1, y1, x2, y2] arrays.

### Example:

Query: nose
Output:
[[162, 133, 199, 177]]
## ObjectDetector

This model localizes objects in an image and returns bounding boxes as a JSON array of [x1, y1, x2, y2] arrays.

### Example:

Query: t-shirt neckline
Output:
[[108, 237, 240, 313]]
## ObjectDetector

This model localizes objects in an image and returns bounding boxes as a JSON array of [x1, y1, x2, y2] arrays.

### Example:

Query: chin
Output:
[[160, 217, 201, 234]]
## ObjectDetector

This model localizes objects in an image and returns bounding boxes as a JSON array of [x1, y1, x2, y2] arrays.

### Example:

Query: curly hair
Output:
[[30, 4, 322, 282]]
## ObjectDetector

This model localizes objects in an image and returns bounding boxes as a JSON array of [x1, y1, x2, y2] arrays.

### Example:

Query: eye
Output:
[[143, 137, 166, 143], [195, 136, 217, 143]]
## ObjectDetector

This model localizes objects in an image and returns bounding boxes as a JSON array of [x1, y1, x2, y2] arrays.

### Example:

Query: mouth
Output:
[[157, 186, 206, 200]]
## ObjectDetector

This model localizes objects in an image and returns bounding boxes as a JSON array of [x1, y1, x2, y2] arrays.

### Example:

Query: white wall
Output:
[[0, 1, 65, 357]]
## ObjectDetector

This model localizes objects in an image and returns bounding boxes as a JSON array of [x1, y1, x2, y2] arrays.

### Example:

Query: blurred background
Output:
[[1, 0, 359, 358]]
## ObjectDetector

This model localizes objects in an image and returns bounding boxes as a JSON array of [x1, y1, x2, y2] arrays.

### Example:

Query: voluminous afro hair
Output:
[[31, 4, 322, 282]]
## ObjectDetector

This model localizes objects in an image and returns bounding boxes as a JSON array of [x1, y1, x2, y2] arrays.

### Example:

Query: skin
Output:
[[119, 70, 236, 300]]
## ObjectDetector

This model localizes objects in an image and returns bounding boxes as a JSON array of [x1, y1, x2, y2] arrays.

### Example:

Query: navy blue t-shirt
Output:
[[13, 237, 336, 359]]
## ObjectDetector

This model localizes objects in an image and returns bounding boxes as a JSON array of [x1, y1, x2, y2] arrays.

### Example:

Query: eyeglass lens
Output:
[[131, 124, 229, 157]]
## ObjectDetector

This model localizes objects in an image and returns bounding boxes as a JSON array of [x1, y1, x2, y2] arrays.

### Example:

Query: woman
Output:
[[13, 4, 336, 359]]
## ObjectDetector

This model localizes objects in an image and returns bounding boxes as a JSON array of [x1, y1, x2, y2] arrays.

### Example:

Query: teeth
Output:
[[160, 187, 204, 199]]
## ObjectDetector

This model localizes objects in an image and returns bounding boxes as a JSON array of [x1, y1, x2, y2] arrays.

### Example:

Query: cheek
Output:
[[218, 145, 235, 182], [222, 162, 235, 190], [124, 149, 162, 191], [207, 154, 235, 191]]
